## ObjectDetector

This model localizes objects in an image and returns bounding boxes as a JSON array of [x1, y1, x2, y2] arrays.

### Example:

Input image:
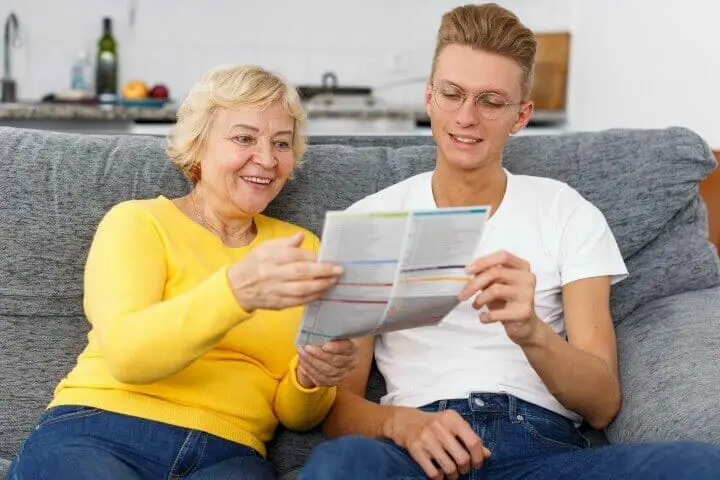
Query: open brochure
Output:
[[296, 206, 491, 346]]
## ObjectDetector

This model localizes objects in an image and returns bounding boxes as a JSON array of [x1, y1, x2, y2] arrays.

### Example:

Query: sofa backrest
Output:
[[0, 126, 717, 474]]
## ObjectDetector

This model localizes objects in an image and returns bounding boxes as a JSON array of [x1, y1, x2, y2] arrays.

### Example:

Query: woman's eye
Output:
[[274, 141, 291, 151], [235, 135, 254, 144]]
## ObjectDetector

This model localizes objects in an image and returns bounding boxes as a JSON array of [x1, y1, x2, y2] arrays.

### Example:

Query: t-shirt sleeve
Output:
[[557, 187, 629, 286]]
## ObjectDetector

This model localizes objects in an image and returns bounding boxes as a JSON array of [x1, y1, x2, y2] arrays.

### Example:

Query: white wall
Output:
[[568, 0, 720, 148], [0, 0, 572, 104], [1, 0, 718, 148]]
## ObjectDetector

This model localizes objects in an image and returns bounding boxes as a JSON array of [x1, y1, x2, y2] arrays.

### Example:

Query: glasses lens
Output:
[[434, 86, 464, 112], [476, 93, 509, 120]]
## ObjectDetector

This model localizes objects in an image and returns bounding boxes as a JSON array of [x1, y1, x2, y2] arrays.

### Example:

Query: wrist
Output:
[[295, 366, 317, 389], [226, 266, 255, 313], [379, 406, 407, 442], [520, 314, 549, 349]]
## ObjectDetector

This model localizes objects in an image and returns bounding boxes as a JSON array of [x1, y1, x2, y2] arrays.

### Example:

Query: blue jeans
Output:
[[300, 393, 720, 479], [8, 405, 276, 480]]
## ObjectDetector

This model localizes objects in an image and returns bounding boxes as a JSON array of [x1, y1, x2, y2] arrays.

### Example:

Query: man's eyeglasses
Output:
[[431, 82, 522, 121]]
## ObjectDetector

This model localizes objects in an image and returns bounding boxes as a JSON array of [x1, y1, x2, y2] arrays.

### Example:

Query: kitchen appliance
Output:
[[296, 71, 374, 106]]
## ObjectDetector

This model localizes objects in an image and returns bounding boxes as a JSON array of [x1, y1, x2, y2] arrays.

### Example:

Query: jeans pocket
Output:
[[418, 401, 441, 413], [520, 413, 588, 450], [37, 405, 104, 429]]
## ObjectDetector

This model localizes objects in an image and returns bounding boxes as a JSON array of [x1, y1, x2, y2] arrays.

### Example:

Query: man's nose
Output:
[[455, 96, 480, 127]]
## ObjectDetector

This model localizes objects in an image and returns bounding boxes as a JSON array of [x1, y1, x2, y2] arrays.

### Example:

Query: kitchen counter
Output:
[[0, 102, 416, 121], [0, 101, 419, 135], [0, 102, 178, 121]]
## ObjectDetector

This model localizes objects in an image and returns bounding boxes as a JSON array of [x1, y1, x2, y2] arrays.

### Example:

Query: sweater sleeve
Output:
[[273, 232, 337, 431], [84, 202, 252, 384], [273, 356, 337, 431]]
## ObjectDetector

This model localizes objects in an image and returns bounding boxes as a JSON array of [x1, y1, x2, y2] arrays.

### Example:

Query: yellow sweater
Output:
[[50, 196, 336, 456]]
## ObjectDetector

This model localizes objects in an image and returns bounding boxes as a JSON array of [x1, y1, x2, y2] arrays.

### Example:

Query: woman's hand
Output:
[[295, 339, 358, 388], [227, 232, 342, 312]]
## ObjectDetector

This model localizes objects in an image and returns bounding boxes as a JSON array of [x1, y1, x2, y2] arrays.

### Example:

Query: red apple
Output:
[[148, 84, 169, 100]]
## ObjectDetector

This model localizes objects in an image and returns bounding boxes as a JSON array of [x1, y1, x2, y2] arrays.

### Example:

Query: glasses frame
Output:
[[430, 82, 524, 121]]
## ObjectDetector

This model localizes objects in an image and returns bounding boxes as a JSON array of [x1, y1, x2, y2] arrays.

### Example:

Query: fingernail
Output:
[[332, 265, 343, 274]]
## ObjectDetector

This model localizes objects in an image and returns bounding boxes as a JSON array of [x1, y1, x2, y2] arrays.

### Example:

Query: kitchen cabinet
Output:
[[532, 33, 571, 112]]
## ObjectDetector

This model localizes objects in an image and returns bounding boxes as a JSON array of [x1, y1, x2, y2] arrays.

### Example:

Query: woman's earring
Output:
[[190, 164, 201, 180]]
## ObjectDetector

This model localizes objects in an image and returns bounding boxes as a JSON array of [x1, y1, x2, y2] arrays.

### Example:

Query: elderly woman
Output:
[[8, 65, 357, 480]]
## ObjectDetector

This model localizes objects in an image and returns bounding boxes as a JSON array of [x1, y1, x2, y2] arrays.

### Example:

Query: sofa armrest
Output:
[[607, 285, 720, 444]]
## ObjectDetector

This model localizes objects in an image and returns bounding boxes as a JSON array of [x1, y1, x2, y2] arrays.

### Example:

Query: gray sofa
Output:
[[1, 125, 719, 479]]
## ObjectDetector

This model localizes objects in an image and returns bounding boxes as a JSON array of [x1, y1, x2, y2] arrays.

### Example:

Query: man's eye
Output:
[[441, 91, 463, 100], [479, 100, 505, 109], [477, 95, 507, 108], [274, 141, 291, 151]]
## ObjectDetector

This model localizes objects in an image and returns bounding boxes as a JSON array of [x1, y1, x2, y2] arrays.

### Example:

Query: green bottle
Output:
[[95, 17, 118, 104]]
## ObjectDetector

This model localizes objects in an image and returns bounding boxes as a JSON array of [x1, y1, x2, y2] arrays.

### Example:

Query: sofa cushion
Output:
[[0, 458, 9, 480], [498, 127, 720, 322], [607, 286, 720, 443], [0, 127, 190, 317], [0, 314, 89, 461]]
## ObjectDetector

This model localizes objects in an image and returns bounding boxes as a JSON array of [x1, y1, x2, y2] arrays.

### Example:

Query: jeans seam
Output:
[[37, 407, 104, 429], [520, 419, 584, 450], [168, 430, 195, 480], [178, 432, 208, 479]]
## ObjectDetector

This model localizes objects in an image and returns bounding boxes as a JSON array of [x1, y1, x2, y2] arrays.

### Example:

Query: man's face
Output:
[[425, 44, 534, 172]]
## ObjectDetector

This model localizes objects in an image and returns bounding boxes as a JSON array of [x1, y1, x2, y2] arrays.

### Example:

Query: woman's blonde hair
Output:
[[431, 3, 537, 101], [166, 64, 308, 183]]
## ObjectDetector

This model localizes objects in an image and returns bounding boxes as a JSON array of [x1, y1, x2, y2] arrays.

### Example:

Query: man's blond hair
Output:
[[431, 3, 537, 100]]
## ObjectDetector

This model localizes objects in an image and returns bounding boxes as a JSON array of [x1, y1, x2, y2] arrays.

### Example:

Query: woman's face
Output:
[[197, 103, 296, 217]]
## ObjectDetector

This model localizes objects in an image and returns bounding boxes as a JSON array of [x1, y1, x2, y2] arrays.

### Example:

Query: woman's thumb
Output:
[[282, 232, 305, 246]]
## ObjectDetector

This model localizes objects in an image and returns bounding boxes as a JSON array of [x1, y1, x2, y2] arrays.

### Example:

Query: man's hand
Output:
[[459, 250, 544, 346], [383, 407, 490, 479]]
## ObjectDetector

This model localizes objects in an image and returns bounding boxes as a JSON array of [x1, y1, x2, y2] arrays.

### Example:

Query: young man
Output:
[[299, 3, 720, 479]]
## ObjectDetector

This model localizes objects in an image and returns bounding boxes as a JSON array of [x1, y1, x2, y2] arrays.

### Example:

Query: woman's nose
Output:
[[254, 141, 277, 168]]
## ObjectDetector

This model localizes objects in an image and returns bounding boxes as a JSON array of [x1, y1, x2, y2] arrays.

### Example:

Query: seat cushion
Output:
[[607, 286, 720, 443], [0, 128, 190, 317], [0, 314, 89, 460], [0, 457, 10, 479]]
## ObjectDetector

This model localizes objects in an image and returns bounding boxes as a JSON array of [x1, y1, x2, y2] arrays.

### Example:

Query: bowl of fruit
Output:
[[118, 80, 171, 107]]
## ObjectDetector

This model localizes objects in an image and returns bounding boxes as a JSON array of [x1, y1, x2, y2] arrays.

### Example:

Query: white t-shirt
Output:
[[346, 169, 628, 423]]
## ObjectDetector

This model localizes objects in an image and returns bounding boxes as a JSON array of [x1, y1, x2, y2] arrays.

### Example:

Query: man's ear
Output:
[[510, 101, 535, 135], [424, 83, 433, 118]]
